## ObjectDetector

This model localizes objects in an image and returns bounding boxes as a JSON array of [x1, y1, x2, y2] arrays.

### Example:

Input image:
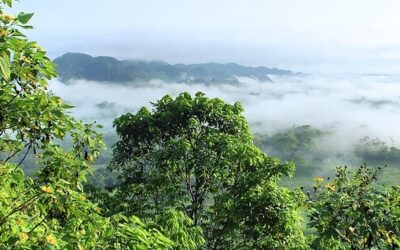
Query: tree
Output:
[[109, 92, 307, 249], [354, 137, 400, 166], [308, 165, 400, 249], [254, 125, 326, 176], [0, 1, 173, 248]]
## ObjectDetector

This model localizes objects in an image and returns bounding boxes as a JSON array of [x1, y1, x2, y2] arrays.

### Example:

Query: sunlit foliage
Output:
[[109, 92, 307, 249], [308, 165, 400, 249], [0, 1, 173, 248]]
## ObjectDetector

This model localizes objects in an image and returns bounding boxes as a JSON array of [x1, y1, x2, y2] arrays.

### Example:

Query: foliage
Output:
[[0, 1, 173, 248], [308, 165, 400, 249], [109, 92, 307, 249], [255, 125, 326, 176], [150, 209, 206, 249], [208, 179, 307, 249], [0, 164, 173, 249], [355, 136, 400, 165], [86, 165, 119, 189], [6, 1, 400, 249]]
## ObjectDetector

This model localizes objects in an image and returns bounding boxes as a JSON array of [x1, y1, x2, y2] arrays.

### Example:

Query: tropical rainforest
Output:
[[1, 1, 400, 249]]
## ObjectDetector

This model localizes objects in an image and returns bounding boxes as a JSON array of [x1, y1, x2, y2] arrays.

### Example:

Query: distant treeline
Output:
[[53, 52, 294, 84]]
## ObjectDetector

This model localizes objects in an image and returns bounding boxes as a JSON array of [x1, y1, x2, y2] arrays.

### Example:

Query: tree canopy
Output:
[[109, 92, 307, 249]]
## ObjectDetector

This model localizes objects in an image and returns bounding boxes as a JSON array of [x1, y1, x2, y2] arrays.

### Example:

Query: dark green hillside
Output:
[[54, 52, 294, 84]]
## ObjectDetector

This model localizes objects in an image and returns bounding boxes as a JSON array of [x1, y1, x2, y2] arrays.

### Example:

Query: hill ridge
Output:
[[53, 52, 294, 84]]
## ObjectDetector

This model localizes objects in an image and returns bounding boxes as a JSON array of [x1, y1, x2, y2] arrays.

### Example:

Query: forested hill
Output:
[[53, 52, 294, 84]]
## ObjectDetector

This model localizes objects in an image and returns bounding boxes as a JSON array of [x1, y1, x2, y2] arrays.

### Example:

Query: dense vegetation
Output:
[[0, 1, 179, 248], [53, 52, 294, 84], [1, 1, 400, 249], [107, 92, 307, 249], [308, 166, 400, 249], [355, 137, 400, 165], [255, 125, 327, 176]]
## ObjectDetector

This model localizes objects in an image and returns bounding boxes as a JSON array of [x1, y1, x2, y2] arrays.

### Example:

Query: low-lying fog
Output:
[[50, 73, 400, 172]]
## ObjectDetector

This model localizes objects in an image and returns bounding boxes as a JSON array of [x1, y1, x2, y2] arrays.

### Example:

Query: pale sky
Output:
[[9, 0, 400, 73]]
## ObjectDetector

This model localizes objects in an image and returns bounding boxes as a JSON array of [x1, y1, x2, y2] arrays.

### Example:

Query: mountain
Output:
[[53, 52, 294, 85]]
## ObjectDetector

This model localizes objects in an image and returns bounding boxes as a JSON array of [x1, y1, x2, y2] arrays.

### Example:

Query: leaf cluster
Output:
[[308, 165, 400, 249]]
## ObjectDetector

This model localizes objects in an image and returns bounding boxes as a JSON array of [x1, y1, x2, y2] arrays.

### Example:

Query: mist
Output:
[[49, 74, 400, 174], [50, 74, 400, 137]]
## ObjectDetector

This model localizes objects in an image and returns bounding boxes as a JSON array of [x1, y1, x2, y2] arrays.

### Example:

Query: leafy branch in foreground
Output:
[[308, 165, 400, 249], [0, 1, 173, 248]]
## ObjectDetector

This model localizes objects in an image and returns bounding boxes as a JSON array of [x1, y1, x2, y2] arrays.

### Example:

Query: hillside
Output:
[[53, 52, 294, 84]]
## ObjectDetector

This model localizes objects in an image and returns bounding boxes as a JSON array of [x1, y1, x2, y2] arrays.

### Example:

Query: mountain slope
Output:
[[53, 53, 294, 84]]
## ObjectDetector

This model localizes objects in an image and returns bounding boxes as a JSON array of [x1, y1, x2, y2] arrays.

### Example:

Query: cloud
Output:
[[50, 74, 400, 148]]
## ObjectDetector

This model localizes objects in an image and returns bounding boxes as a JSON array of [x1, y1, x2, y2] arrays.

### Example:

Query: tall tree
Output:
[[110, 92, 307, 249]]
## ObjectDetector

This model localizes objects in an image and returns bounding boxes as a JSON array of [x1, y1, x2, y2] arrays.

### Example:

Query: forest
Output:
[[1, 1, 400, 249], [53, 52, 293, 84]]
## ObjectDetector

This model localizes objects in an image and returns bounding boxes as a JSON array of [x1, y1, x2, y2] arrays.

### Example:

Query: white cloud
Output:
[[50, 74, 400, 150]]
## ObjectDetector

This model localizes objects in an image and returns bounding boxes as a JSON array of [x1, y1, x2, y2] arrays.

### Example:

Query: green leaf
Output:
[[17, 12, 34, 24], [0, 53, 10, 81], [18, 25, 33, 30], [3, 0, 12, 7]]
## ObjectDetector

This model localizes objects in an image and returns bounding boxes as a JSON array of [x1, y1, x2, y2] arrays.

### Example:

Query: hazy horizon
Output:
[[50, 73, 400, 144], [9, 0, 400, 74]]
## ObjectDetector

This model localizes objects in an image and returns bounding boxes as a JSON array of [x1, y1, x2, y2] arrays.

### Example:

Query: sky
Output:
[[9, 0, 400, 73]]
